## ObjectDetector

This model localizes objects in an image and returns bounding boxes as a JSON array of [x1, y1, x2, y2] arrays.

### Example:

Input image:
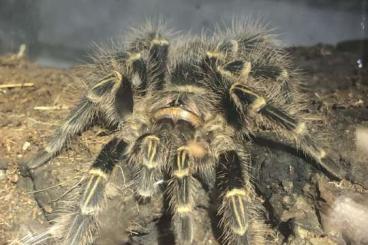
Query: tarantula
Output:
[[22, 20, 345, 245]]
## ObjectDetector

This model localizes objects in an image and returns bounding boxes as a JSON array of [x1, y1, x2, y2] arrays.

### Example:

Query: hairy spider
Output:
[[21, 20, 345, 245]]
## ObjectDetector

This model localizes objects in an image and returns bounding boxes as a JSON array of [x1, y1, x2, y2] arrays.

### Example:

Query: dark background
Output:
[[0, 0, 367, 67]]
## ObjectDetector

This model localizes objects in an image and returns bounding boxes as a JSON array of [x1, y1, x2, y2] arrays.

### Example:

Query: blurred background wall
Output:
[[0, 0, 366, 67]]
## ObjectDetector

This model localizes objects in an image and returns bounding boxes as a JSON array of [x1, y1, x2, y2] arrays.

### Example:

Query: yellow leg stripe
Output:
[[173, 169, 190, 178], [238, 195, 245, 221], [217, 61, 251, 80], [229, 196, 248, 235], [145, 135, 160, 142], [294, 122, 306, 135], [229, 83, 257, 97], [279, 69, 289, 80], [112, 70, 122, 82], [89, 169, 108, 180], [127, 52, 141, 62], [206, 51, 224, 60], [217, 65, 234, 77], [142, 161, 158, 169], [177, 204, 192, 213], [240, 61, 252, 81], [92, 74, 114, 90], [92, 71, 122, 89], [231, 226, 248, 236], [318, 149, 327, 159], [225, 188, 247, 198], [147, 139, 157, 163], [176, 148, 188, 170], [143, 135, 160, 169], [137, 188, 153, 197], [230, 39, 239, 54], [81, 176, 101, 214], [249, 97, 266, 112], [152, 38, 169, 45]]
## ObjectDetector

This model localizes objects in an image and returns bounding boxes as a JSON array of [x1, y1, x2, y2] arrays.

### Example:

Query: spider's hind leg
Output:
[[201, 46, 345, 180], [226, 62, 346, 180]]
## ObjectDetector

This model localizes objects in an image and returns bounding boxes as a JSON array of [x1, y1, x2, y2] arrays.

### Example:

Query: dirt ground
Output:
[[0, 40, 368, 245]]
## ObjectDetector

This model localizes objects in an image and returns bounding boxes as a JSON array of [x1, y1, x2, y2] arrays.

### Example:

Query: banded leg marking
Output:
[[127, 52, 147, 89], [218, 150, 251, 238], [148, 36, 169, 90], [25, 71, 133, 171], [217, 39, 239, 56], [89, 71, 133, 119], [136, 135, 162, 198], [63, 138, 126, 244], [90, 71, 122, 96], [216, 57, 294, 104], [171, 147, 197, 243], [230, 83, 343, 179], [25, 98, 97, 171], [80, 138, 126, 214]]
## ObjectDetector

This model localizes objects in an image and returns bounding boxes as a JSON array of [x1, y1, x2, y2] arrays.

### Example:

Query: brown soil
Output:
[[0, 41, 368, 245]]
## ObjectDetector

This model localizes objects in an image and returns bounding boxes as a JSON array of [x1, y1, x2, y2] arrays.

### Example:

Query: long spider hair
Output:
[[21, 18, 345, 245]]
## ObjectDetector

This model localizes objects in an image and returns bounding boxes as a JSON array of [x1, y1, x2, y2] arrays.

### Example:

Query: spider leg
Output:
[[207, 29, 296, 104], [63, 138, 126, 245], [229, 78, 345, 180], [23, 138, 127, 245], [129, 134, 163, 199], [216, 149, 267, 245], [169, 145, 200, 244], [24, 72, 133, 172], [128, 28, 169, 90], [202, 49, 344, 180], [147, 35, 169, 90], [24, 25, 170, 172]]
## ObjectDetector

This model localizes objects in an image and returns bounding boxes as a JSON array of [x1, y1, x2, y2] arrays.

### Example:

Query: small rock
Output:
[[17, 176, 34, 192], [302, 183, 312, 194], [22, 141, 31, 151], [8, 173, 19, 183], [293, 224, 315, 239], [0, 170, 6, 180], [282, 180, 294, 193], [43, 205, 53, 213], [0, 158, 8, 170], [282, 195, 294, 208], [356, 127, 368, 154]]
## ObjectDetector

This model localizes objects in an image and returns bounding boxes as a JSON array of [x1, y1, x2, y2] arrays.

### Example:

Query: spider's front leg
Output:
[[22, 71, 133, 172], [216, 147, 268, 245], [23, 27, 170, 173], [129, 134, 165, 199], [168, 142, 206, 244], [23, 138, 127, 245]]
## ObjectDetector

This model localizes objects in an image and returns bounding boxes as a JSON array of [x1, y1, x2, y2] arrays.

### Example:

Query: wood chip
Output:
[[0, 83, 34, 89], [33, 105, 69, 111]]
